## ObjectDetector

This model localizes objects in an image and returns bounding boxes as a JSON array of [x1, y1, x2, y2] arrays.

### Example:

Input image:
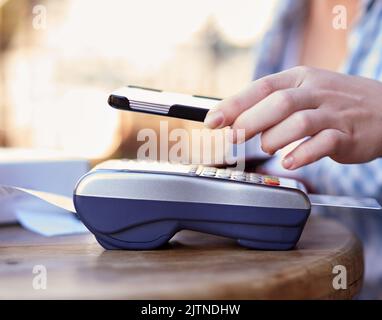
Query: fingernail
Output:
[[282, 155, 294, 169], [204, 110, 224, 129]]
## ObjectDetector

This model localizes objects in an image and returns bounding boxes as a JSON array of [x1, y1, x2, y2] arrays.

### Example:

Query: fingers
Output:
[[230, 87, 319, 143], [204, 68, 305, 129], [282, 129, 347, 170], [260, 109, 334, 155]]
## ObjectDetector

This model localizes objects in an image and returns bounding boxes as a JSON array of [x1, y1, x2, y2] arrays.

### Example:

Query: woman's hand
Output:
[[204, 66, 382, 170]]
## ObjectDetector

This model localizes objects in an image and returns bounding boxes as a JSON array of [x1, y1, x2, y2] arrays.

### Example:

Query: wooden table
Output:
[[0, 217, 363, 299]]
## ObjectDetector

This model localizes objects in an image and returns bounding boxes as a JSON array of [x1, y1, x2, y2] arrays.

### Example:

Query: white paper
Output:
[[0, 184, 89, 236], [16, 209, 88, 237]]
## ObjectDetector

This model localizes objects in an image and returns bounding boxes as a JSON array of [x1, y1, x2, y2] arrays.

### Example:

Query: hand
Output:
[[204, 66, 382, 170]]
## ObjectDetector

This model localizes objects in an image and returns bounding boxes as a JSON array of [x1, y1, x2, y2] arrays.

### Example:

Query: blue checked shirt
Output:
[[252, 0, 382, 295], [254, 0, 382, 203]]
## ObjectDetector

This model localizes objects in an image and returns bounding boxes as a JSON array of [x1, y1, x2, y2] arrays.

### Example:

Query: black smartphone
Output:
[[108, 85, 221, 122]]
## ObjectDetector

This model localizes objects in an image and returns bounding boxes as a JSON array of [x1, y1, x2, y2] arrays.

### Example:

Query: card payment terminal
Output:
[[73, 160, 381, 250]]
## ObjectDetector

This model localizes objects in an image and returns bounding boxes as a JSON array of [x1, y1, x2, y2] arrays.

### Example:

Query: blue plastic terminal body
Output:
[[73, 194, 310, 250]]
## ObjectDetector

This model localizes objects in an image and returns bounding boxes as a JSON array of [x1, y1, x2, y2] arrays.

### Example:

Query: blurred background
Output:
[[0, 0, 276, 161]]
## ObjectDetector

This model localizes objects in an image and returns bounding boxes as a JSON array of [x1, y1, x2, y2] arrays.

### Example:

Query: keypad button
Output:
[[216, 169, 231, 179], [231, 171, 246, 181], [198, 167, 281, 186], [264, 176, 280, 186], [201, 167, 218, 177], [232, 176, 246, 181], [249, 173, 263, 183], [266, 181, 280, 186], [188, 165, 199, 175], [247, 173, 262, 183]]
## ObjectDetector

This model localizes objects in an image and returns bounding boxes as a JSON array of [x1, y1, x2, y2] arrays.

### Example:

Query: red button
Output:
[[264, 177, 280, 186]]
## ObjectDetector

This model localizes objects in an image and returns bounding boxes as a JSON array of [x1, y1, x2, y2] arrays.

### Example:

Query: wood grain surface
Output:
[[0, 217, 363, 299]]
